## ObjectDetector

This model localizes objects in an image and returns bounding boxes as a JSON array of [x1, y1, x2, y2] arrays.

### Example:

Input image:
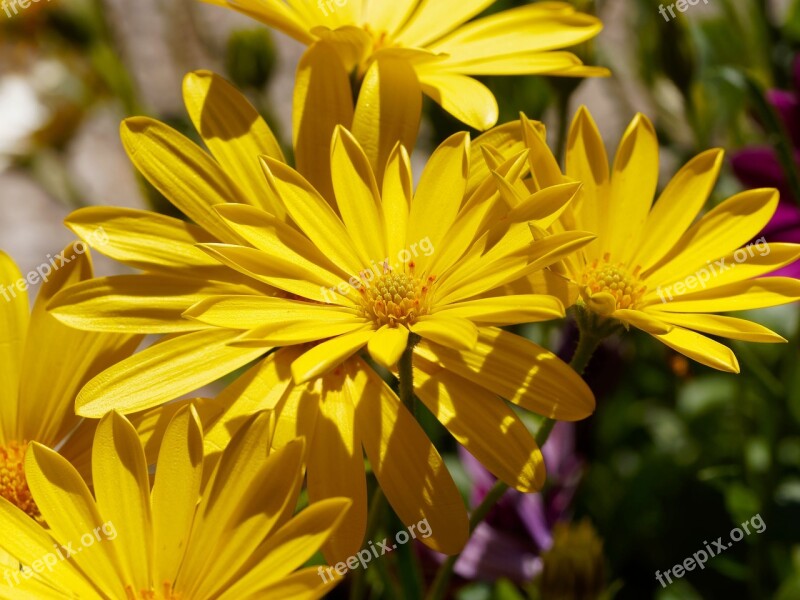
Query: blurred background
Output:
[[2, 0, 799, 598]]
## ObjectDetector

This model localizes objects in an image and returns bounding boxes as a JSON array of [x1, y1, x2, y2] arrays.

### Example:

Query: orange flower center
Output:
[[125, 583, 182, 600], [581, 254, 647, 312], [0, 441, 40, 521], [358, 266, 434, 327]]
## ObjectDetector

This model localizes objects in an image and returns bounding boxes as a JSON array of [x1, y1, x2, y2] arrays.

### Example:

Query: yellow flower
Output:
[[199, 0, 607, 197], [0, 246, 141, 522], [201, 0, 605, 131], [0, 406, 349, 599], [49, 84, 595, 559], [180, 125, 597, 558], [514, 107, 800, 372]]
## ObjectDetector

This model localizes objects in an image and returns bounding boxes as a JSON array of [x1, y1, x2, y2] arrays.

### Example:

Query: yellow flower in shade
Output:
[[512, 107, 800, 372], [200, 0, 607, 197], [50, 112, 595, 560], [0, 406, 350, 599], [200, 0, 605, 131], [0, 246, 143, 522]]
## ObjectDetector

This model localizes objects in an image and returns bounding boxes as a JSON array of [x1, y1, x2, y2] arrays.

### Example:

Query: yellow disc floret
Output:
[[359, 265, 434, 328], [581, 253, 647, 314], [0, 441, 40, 521]]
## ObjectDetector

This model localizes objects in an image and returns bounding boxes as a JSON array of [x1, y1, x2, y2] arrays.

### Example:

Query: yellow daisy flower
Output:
[[513, 107, 800, 372], [199, 0, 607, 197], [0, 246, 141, 522], [200, 0, 606, 132], [49, 108, 595, 560], [0, 406, 349, 599]]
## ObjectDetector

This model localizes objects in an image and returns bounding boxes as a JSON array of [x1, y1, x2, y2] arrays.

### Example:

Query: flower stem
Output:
[[425, 324, 604, 600], [399, 333, 420, 416], [349, 487, 385, 600]]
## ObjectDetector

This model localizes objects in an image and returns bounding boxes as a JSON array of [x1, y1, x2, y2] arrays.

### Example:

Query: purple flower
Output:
[[431, 423, 583, 584], [732, 56, 800, 277]]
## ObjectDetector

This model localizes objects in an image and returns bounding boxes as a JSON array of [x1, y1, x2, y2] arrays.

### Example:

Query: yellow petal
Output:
[[429, 4, 603, 62], [330, 126, 386, 261], [198, 0, 313, 44], [240, 566, 341, 600], [234, 319, 371, 347], [65, 207, 229, 275], [415, 328, 595, 421], [49, 274, 238, 333], [407, 132, 469, 258], [183, 70, 285, 216], [643, 243, 800, 303], [367, 325, 409, 369], [293, 41, 354, 204], [179, 418, 304, 596], [520, 114, 564, 190], [649, 312, 786, 343], [613, 308, 672, 335], [418, 72, 498, 130], [380, 143, 412, 259], [352, 58, 421, 181], [634, 149, 724, 270], [184, 295, 361, 331], [307, 381, 367, 563], [214, 203, 349, 284], [433, 294, 564, 325], [218, 498, 351, 597], [607, 113, 659, 262], [467, 119, 525, 193], [414, 359, 545, 491], [0, 497, 95, 595], [395, 0, 493, 47], [291, 329, 374, 383], [651, 327, 740, 373], [76, 329, 267, 417], [120, 117, 246, 242], [198, 242, 357, 306], [92, 412, 152, 592], [348, 359, 469, 555], [646, 277, 800, 313], [364, 0, 417, 35], [565, 106, 609, 253], [24, 443, 126, 598], [205, 348, 300, 454], [260, 157, 364, 274], [0, 251, 27, 443], [644, 188, 780, 284], [21, 248, 141, 445], [151, 405, 204, 585], [411, 316, 478, 351]]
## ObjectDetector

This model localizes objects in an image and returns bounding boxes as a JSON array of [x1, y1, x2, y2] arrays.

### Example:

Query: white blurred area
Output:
[[0, 0, 303, 293]]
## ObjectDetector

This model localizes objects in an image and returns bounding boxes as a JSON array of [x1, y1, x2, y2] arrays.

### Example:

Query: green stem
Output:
[[399, 334, 420, 416], [425, 323, 604, 600], [349, 487, 385, 600]]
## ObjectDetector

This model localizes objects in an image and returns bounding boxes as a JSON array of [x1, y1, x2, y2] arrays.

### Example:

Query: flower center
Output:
[[125, 583, 181, 600], [540, 520, 605, 599], [363, 25, 394, 53], [0, 441, 40, 521], [358, 266, 433, 328], [581, 254, 646, 313]]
